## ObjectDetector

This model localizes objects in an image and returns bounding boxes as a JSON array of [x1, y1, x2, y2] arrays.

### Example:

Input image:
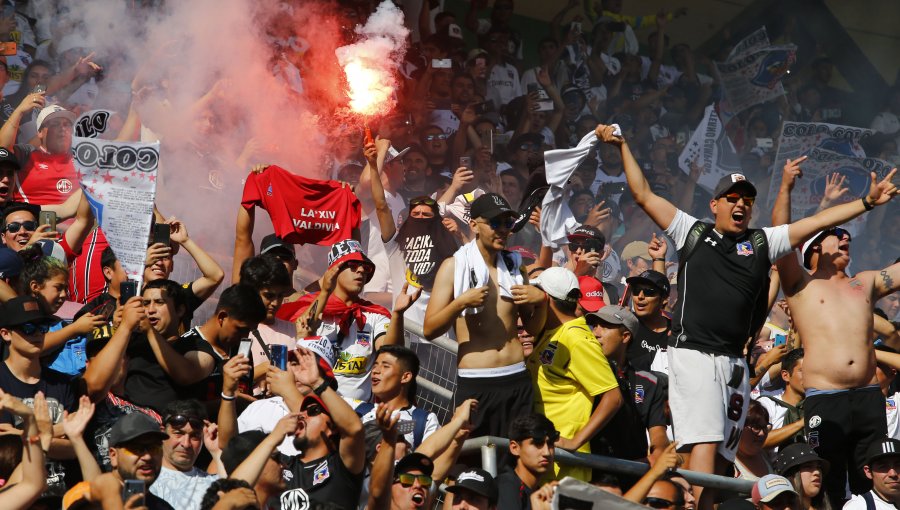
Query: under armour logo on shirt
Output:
[[704, 237, 717, 247]]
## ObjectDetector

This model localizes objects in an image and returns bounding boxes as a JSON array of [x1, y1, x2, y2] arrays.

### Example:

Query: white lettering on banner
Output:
[[74, 136, 159, 284]]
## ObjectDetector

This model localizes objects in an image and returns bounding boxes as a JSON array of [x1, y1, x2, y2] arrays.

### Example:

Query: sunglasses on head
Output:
[[479, 216, 515, 230], [722, 193, 755, 206], [4, 220, 37, 233], [165, 415, 204, 430], [632, 286, 661, 297], [303, 402, 327, 417], [823, 227, 851, 242], [424, 134, 448, 142], [644, 497, 682, 509], [410, 196, 437, 208], [395, 473, 433, 487], [18, 322, 51, 335], [342, 260, 375, 274]]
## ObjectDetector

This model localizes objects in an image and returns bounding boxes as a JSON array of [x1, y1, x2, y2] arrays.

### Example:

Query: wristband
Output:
[[652, 258, 666, 262], [220, 392, 236, 401], [27, 435, 41, 445], [862, 197, 874, 211], [312, 380, 329, 396]]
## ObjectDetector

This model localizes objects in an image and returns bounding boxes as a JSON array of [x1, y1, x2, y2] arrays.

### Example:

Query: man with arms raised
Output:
[[424, 193, 544, 437], [597, 124, 896, 508], [772, 159, 899, 505]]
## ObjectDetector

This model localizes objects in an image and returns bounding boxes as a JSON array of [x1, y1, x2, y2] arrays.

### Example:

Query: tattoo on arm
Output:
[[881, 270, 895, 292]]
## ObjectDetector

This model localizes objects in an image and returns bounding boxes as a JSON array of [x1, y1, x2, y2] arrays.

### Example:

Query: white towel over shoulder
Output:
[[452, 240, 523, 316]]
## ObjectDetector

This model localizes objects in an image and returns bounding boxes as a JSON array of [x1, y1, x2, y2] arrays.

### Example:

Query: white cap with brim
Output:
[[800, 231, 828, 270], [531, 267, 580, 302], [385, 146, 410, 164], [36, 105, 76, 132]]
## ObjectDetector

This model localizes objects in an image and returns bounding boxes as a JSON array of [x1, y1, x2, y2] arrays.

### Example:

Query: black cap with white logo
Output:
[[446, 468, 497, 503], [713, 173, 757, 199], [866, 437, 900, 465], [470, 193, 514, 220]]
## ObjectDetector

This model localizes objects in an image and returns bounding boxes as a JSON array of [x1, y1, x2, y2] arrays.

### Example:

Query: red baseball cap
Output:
[[578, 276, 605, 313]]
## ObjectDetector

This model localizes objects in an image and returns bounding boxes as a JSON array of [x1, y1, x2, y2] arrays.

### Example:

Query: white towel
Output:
[[452, 240, 523, 315], [540, 125, 620, 248]]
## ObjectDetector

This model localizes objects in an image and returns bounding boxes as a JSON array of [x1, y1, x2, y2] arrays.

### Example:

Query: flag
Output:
[[715, 28, 796, 115], [74, 137, 160, 285], [74, 109, 116, 138], [677, 104, 742, 193]]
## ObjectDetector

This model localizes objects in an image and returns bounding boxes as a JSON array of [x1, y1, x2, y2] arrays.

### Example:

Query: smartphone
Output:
[[526, 83, 539, 94], [39, 211, 57, 231], [119, 280, 138, 305], [774, 334, 787, 347], [121, 479, 145, 504], [396, 420, 415, 435], [33, 84, 47, 94], [756, 138, 774, 149], [472, 102, 488, 115], [0, 41, 16, 57], [459, 156, 472, 169], [603, 182, 627, 195], [431, 58, 452, 69], [237, 339, 252, 358], [536, 100, 554, 112], [153, 223, 170, 247], [270, 344, 288, 371], [480, 130, 493, 154]]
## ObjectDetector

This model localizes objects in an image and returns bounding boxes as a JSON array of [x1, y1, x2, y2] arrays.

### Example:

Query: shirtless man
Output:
[[597, 123, 896, 510], [772, 158, 899, 505], [424, 193, 544, 437]]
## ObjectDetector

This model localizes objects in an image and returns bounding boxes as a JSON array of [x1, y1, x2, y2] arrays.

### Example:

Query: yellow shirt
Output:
[[527, 317, 618, 481]]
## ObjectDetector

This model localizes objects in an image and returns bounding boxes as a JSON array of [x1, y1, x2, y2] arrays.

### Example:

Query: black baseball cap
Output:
[[568, 225, 606, 248], [108, 413, 168, 447], [713, 173, 757, 199], [470, 193, 514, 221], [0, 246, 22, 280], [0, 296, 55, 328], [866, 437, 900, 465], [395, 452, 434, 476], [0, 147, 20, 170], [260, 234, 295, 259], [446, 468, 497, 503], [626, 270, 671, 295]]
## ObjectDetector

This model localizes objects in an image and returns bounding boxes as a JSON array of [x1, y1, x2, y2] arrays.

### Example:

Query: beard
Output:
[[293, 433, 309, 452]]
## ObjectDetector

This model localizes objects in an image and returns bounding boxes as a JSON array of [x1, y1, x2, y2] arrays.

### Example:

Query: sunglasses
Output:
[[822, 227, 851, 242], [569, 240, 603, 253], [632, 286, 661, 297], [424, 134, 448, 141], [303, 403, 327, 417], [18, 322, 51, 335], [644, 497, 682, 509], [395, 473, 433, 487], [120, 442, 163, 457], [4, 220, 38, 233], [343, 260, 375, 274], [518, 143, 541, 151], [478, 217, 515, 230], [410, 196, 437, 207], [722, 193, 756, 206], [165, 415, 204, 430]]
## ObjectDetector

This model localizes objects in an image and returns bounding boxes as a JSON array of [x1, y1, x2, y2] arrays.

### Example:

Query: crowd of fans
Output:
[[0, 0, 897, 509]]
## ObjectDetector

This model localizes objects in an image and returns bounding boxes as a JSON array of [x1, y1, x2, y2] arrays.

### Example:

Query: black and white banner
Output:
[[677, 104, 742, 193], [715, 28, 796, 115]]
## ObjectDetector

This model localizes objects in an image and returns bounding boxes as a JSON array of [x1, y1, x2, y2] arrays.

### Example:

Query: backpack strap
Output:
[[411, 407, 429, 449], [677, 221, 714, 276], [251, 330, 272, 363], [355, 402, 375, 418], [863, 491, 877, 510]]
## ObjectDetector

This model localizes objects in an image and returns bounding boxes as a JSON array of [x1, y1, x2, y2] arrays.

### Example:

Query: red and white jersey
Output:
[[12, 144, 78, 205]]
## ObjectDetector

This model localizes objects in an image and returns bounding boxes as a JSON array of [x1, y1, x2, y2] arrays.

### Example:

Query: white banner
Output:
[[716, 27, 795, 115], [678, 104, 743, 193], [73, 137, 160, 284], [74, 109, 116, 138]]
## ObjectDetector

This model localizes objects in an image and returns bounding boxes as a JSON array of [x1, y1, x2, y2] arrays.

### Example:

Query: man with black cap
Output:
[[447, 467, 498, 510], [597, 123, 897, 506], [527, 267, 621, 481], [89, 412, 174, 509], [772, 159, 900, 505], [0, 146, 19, 208], [625, 270, 671, 372], [221, 430, 286, 509], [587, 305, 669, 463], [565, 225, 606, 280], [389, 452, 435, 510], [425, 192, 544, 439], [844, 437, 900, 510]]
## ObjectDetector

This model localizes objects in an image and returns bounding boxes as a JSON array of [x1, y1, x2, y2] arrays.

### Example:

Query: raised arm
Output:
[[771, 157, 805, 226], [0, 391, 46, 509], [82, 298, 145, 401], [873, 262, 900, 300], [168, 218, 225, 300], [380, 283, 422, 348], [62, 191, 96, 256], [367, 404, 400, 510], [232, 204, 255, 284], [595, 125, 677, 229], [623, 443, 679, 504], [230, 413, 298, 481], [0, 91, 46, 150], [369, 138, 396, 242], [61, 395, 102, 481], [787, 168, 897, 247], [217, 354, 251, 450]]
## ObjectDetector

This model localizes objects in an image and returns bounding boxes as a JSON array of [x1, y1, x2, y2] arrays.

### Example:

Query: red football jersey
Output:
[[12, 145, 78, 204], [241, 166, 361, 246]]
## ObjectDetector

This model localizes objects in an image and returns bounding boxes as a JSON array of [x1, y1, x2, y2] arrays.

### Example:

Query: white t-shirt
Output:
[[150, 466, 217, 510], [315, 309, 391, 401], [887, 392, 900, 440], [238, 396, 300, 455], [353, 402, 440, 448], [486, 63, 523, 110], [665, 210, 793, 262], [844, 491, 896, 510]]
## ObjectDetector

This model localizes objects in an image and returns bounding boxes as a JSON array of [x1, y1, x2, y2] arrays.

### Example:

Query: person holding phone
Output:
[[89, 413, 174, 510]]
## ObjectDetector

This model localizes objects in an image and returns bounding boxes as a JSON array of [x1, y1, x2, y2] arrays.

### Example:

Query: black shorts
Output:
[[455, 369, 533, 438], [804, 385, 886, 506]]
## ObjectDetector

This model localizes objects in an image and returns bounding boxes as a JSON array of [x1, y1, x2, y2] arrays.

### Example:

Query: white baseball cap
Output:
[[531, 267, 581, 302], [36, 105, 76, 131]]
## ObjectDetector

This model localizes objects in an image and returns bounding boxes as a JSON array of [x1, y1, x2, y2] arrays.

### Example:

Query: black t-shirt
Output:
[[279, 452, 364, 510], [591, 364, 667, 461], [626, 319, 670, 372], [496, 469, 533, 510], [124, 328, 219, 414], [86, 393, 162, 472]]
